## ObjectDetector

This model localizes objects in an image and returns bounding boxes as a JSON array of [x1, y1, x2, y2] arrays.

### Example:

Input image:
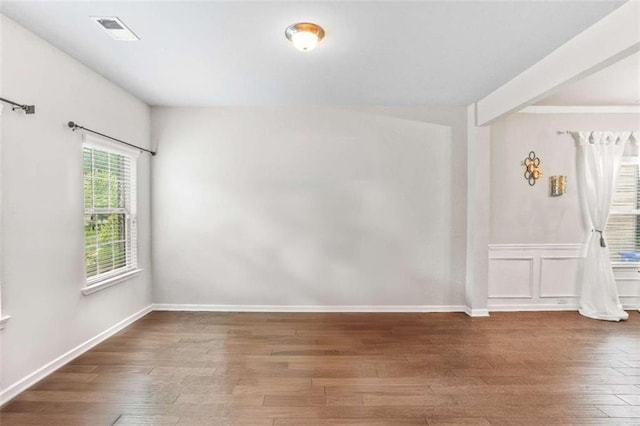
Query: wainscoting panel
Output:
[[617, 280, 640, 298], [488, 244, 639, 311], [539, 256, 582, 298], [488, 258, 534, 298]]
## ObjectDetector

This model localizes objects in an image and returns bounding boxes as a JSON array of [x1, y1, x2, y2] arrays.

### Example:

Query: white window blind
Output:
[[607, 159, 640, 264], [83, 141, 138, 285]]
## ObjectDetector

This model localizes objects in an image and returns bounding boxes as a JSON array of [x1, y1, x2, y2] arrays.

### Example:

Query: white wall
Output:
[[0, 15, 152, 396], [489, 111, 640, 310], [491, 112, 640, 245], [151, 107, 467, 309]]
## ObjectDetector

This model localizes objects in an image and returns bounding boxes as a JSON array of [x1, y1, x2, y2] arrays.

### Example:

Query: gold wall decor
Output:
[[523, 151, 542, 186], [550, 175, 566, 196]]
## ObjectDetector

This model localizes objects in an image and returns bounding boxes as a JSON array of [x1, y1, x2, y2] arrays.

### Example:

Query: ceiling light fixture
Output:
[[285, 22, 325, 52]]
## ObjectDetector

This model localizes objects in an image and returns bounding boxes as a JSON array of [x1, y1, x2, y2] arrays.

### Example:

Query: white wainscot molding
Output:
[[488, 244, 640, 312]]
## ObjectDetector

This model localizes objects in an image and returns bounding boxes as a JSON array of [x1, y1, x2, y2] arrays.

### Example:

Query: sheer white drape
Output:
[[574, 131, 633, 321]]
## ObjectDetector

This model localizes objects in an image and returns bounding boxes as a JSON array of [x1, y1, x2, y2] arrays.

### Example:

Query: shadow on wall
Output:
[[152, 108, 462, 307]]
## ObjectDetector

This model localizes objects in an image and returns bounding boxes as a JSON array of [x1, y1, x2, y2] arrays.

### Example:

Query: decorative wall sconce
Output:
[[523, 151, 542, 186], [550, 175, 567, 196]]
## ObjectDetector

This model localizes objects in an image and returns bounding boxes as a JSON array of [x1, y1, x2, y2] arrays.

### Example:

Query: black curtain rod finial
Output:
[[0, 97, 35, 114]]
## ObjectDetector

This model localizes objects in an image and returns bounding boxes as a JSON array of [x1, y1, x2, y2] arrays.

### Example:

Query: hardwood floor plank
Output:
[[263, 394, 328, 407], [114, 414, 181, 425], [596, 405, 640, 417], [450, 392, 628, 406], [487, 417, 640, 425], [616, 394, 640, 405], [1, 311, 638, 424], [426, 418, 490, 426], [175, 394, 264, 406], [616, 368, 640, 376], [274, 419, 427, 425], [14, 389, 180, 404], [178, 417, 274, 425], [361, 394, 457, 407], [430, 383, 640, 395], [0, 412, 119, 425]]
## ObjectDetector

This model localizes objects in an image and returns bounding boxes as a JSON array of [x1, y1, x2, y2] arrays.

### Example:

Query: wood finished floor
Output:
[[2, 311, 640, 425]]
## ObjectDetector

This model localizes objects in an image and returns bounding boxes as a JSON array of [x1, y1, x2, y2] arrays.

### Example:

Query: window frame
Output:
[[0, 104, 8, 328], [81, 134, 141, 295], [608, 155, 640, 268]]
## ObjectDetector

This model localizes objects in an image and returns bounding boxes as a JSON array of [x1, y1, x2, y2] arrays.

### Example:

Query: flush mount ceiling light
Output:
[[90, 16, 139, 41], [285, 22, 325, 52]]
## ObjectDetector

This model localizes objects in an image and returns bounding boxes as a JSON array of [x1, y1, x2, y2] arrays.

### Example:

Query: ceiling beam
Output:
[[475, 0, 640, 127]]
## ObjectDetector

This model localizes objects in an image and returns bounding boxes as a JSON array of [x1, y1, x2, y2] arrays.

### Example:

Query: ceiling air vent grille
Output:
[[98, 19, 124, 30], [90, 16, 139, 41]]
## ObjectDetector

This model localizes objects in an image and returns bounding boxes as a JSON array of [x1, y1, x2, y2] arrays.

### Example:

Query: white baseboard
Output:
[[463, 306, 490, 317], [490, 303, 639, 312], [0, 315, 10, 330], [153, 304, 495, 318], [0, 304, 152, 406], [489, 303, 580, 312], [151, 303, 467, 313]]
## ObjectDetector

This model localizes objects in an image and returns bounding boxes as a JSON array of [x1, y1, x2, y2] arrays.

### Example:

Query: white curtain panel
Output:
[[574, 131, 633, 321]]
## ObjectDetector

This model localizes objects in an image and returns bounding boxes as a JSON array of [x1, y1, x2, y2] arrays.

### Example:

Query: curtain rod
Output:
[[0, 97, 35, 114], [67, 121, 156, 156]]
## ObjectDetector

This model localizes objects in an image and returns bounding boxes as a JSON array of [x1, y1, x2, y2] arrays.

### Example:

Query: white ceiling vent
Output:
[[90, 17, 139, 41]]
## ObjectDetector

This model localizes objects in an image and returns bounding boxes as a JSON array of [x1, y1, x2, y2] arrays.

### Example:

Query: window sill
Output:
[[82, 269, 143, 296], [0, 315, 10, 330], [612, 263, 640, 270]]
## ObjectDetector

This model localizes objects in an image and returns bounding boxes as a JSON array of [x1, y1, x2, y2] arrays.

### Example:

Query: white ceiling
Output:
[[0, 1, 626, 106], [537, 52, 640, 106]]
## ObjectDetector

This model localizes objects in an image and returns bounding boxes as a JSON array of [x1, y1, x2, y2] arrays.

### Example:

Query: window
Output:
[[607, 154, 640, 264], [83, 137, 139, 289]]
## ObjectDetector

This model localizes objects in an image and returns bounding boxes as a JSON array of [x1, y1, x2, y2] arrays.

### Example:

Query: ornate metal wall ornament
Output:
[[524, 151, 542, 186]]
